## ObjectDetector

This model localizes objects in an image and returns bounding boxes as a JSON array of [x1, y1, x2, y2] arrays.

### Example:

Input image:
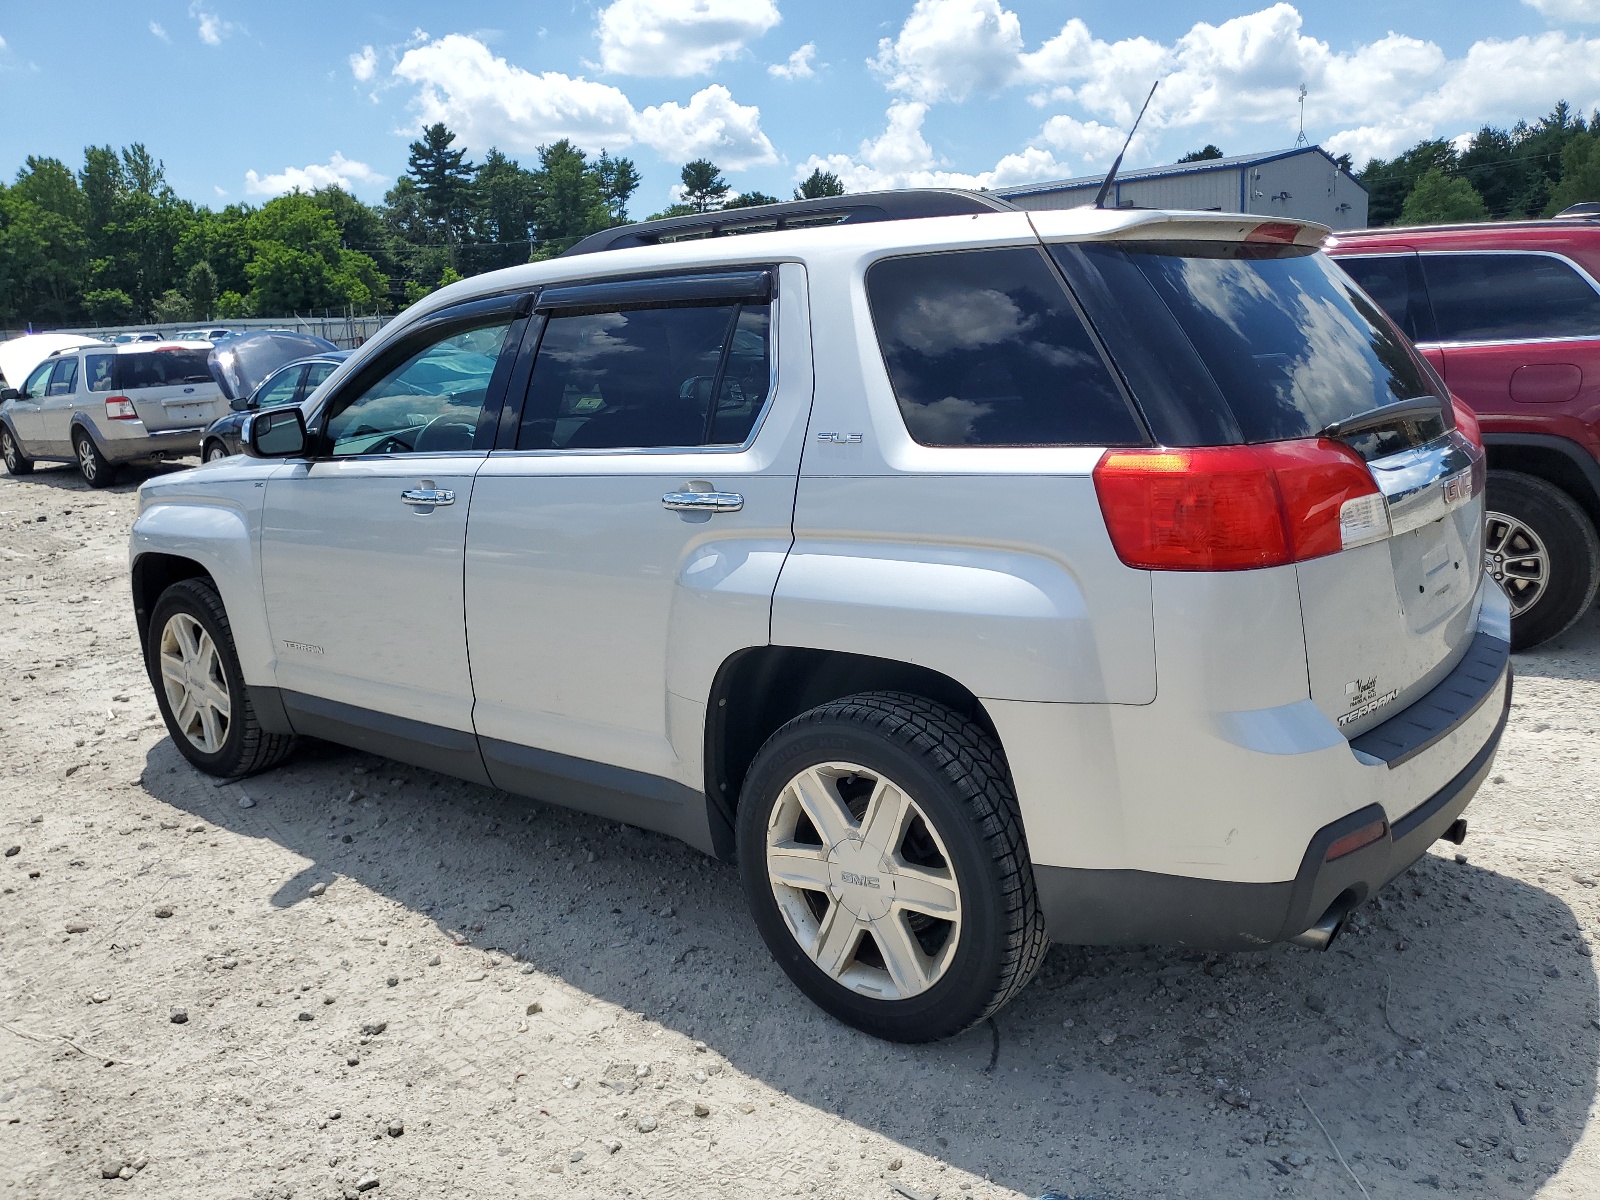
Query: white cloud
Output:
[[769, 42, 816, 80], [244, 152, 387, 197], [794, 101, 1064, 191], [863, 2, 1600, 175], [189, 3, 233, 46], [392, 33, 776, 168], [871, 0, 1023, 102], [349, 45, 377, 83], [150, 21, 170, 42], [1524, 0, 1600, 21], [633, 85, 777, 167], [595, 0, 781, 77]]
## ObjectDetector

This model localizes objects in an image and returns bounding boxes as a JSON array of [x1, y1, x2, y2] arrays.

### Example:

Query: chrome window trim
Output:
[[1415, 334, 1600, 351], [491, 267, 783, 459]]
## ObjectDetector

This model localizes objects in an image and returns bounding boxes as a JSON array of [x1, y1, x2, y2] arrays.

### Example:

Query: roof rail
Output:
[[559, 188, 1017, 257]]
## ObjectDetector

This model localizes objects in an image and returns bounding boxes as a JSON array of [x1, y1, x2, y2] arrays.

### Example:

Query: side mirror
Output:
[[243, 407, 309, 458], [229, 395, 251, 413], [0, 388, 20, 402]]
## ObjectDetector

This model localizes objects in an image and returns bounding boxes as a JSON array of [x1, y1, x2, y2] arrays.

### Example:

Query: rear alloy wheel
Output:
[[1486, 470, 1600, 650], [73, 430, 117, 488], [1, 426, 34, 475], [737, 692, 1049, 1042], [146, 578, 296, 777]]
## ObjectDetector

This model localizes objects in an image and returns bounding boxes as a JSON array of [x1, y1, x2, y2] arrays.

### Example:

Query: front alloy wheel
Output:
[[765, 761, 962, 1000], [145, 577, 296, 777], [2, 427, 34, 475], [738, 692, 1049, 1042], [157, 611, 232, 754]]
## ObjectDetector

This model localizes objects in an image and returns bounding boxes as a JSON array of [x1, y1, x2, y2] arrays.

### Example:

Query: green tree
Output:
[[241, 193, 387, 315], [723, 191, 781, 210], [794, 168, 845, 200], [0, 158, 89, 324], [594, 151, 641, 222], [1547, 130, 1600, 214], [1399, 168, 1487, 225], [471, 149, 539, 271], [83, 288, 133, 323], [680, 160, 730, 212], [1360, 139, 1458, 226], [151, 289, 191, 323], [406, 123, 476, 256], [184, 260, 218, 319], [532, 140, 611, 253], [1177, 144, 1225, 163]]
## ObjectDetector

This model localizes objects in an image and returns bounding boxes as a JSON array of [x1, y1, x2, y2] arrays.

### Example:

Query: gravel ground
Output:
[[2, 460, 1599, 1200]]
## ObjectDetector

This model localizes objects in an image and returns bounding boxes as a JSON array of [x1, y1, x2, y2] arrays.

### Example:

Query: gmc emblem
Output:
[[1441, 469, 1472, 507]]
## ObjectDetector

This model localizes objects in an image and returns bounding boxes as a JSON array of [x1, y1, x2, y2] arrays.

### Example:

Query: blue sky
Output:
[[3, 1, 1600, 214]]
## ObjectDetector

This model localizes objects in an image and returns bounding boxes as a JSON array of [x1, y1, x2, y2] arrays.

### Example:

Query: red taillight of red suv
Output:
[[1450, 395, 1482, 449], [104, 396, 138, 421], [1092, 439, 1388, 571]]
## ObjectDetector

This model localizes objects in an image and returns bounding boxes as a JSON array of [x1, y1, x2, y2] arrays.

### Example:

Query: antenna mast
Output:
[[1295, 84, 1308, 147], [1093, 80, 1160, 210]]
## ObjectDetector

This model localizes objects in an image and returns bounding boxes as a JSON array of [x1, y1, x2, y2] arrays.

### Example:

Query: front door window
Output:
[[324, 322, 512, 456]]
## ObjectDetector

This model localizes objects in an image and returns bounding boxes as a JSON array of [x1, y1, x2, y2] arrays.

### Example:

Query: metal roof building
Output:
[[994, 146, 1369, 231]]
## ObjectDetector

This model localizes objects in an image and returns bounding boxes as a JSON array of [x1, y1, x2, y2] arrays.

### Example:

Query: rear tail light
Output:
[[1450, 395, 1482, 450], [1092, 438, 1388, 571], [105, 396, 138, 421]]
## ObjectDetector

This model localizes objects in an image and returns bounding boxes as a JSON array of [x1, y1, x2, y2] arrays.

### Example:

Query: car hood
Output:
[[209, 332, 338, 401]]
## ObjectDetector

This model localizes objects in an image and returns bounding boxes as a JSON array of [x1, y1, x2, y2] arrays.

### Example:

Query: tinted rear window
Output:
[[113, 349, 215, 390], [1423, 252, 1600, 342], [1052, 241, 1441, 448], [866, 247, 1143, 447]]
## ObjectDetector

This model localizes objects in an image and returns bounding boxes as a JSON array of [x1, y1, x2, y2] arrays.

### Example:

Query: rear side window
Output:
[[1054, 241, 1441, 447], [1422, 252, 1600, 342], [517, 302, 770, 451], [114, 349, 215, 390], [84, 353, 114, 392], [1337, 255, 1435, 342], [866, 247, 1142, 447]]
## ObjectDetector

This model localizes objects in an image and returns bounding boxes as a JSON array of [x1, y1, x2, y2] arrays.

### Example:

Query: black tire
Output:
[[1, 425, 34, 475], [736, 691, 1049, 1043], [1486, 470, 1600, 650], [204, 440, 229, 463], [72, 429, 118, 488], [145, 577, 296, 778]]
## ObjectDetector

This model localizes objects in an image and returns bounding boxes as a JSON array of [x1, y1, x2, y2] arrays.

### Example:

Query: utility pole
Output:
[[1296, 84, 1309, 147]]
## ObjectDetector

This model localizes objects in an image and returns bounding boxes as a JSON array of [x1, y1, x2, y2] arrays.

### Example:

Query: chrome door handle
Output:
[[401, 487, 455, 507], [662, 490, 743, 513]]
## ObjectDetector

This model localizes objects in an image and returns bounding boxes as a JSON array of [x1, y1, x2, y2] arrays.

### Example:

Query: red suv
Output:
[[1328, 217, 1600, 648]]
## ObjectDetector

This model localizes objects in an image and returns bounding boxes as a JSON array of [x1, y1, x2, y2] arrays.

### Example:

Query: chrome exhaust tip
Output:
[[1290, 900, 1353, 952]]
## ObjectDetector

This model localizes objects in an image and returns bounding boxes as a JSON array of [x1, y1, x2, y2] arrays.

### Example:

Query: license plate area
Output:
[[1389, 516, 1472, 630]]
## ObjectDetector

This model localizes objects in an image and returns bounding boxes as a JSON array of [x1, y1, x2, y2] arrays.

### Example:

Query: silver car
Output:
[[1, 341, 227, 486]]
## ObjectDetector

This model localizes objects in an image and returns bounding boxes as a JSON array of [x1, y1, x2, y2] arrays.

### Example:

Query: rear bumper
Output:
[[1033, 649, 1511, 950], [102, 425, 205, 462]]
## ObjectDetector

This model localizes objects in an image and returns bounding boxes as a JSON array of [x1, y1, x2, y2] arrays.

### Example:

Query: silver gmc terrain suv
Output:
[[127, 191, 1511, 1042]]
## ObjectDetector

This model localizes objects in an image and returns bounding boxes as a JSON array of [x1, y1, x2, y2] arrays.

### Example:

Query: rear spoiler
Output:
[[1029, 208, 1331, 249]]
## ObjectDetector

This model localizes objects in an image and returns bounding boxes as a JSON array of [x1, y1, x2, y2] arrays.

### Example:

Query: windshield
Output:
[[1051, 241, 1446, 455]]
